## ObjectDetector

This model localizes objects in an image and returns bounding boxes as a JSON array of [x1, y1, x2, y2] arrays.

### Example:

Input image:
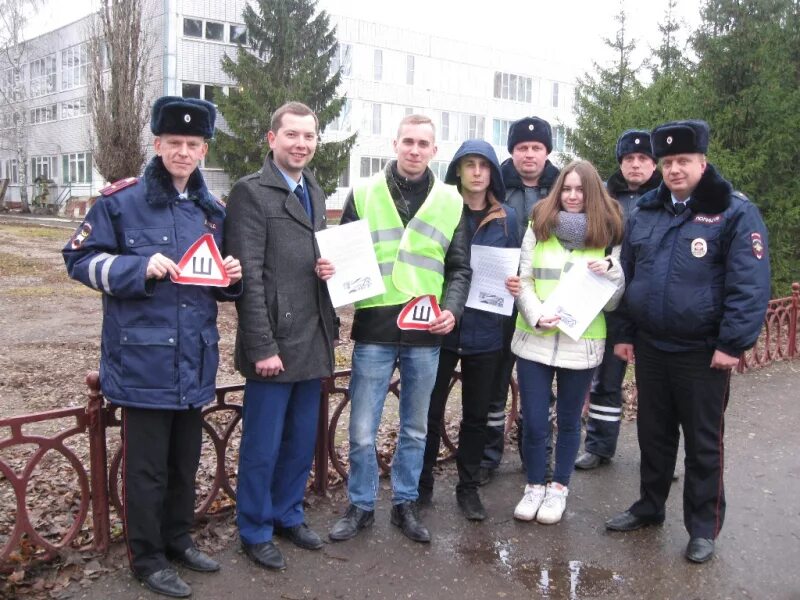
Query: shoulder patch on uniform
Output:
[[751, 232, 764, 260], [69, 222, 92, 249], [100, 177, 139, 196]]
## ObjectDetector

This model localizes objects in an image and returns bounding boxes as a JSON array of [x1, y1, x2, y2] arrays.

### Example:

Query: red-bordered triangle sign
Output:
[[397, 295, 441, 330], [171, 233, 230, 287]]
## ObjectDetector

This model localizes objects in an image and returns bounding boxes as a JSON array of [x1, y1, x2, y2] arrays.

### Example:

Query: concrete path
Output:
[[75, 360, 800, 600]]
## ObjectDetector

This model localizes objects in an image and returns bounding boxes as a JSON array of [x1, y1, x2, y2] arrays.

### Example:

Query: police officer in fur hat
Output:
[[64, 96, 242, 597], [605, 120, 770, 564]]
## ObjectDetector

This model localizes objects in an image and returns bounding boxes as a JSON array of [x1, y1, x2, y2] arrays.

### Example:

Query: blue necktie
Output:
[[295, 184, 312, 219], [674, 202, 687, 215]]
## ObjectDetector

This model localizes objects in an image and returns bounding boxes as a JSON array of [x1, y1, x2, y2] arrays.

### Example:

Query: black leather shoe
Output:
[[456, 489, 487, 521], [390, 501, 431, 543], [417, 486, 433, 506], [574, 452, 610, 470], [167, 546, 220, 572], [477, 467, 494, 487], [605, 510, 665, 532], [686, 537, 715, 563], [329, 504, 375, 541], [274, 523, 323, 550], [138, 567, 192, 598], [241, 541, 286, 570]]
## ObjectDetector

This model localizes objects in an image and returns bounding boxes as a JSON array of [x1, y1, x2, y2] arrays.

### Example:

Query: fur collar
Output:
[[143, 156, 223, 218], [500, 158, 559, 192], [638, 163, 732, 215], [607, 169, 662, 197]]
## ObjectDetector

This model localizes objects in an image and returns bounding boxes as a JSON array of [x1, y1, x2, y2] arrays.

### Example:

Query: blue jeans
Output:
[[517, 358, 594, 487], [347, 342, 440, 510]]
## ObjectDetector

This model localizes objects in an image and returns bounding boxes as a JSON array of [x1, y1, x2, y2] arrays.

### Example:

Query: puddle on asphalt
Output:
[[458, 540, 623, 599]]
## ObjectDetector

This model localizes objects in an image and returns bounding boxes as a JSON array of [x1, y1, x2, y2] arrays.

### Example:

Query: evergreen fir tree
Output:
[[568, 8, 642, 178], [213, 0, 355, 195]]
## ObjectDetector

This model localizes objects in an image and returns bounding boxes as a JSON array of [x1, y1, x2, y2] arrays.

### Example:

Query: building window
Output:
[[229, 24, 247, 45], [61, 44, 89, 90], [29, 55, 57, 97], [181, 83, 227, 103], [430, 161, 448, 180], [553, 125, 567, 152], [492, 119, 512, 147], [494, 71, 533, 103], [205, 21, 224, 41], [62, 152, 92, 184], [181, 83, 202, 99], [371, 103, 381, 135], [30, 104, 57, 124], [1, 68, 23, 101], [204, 85, 221, 104], [183, 18, 202, 38], [338, 168, 350, 188], [61, 98, 88, 119], [328, 98, 351, 132], [360, 156, 389, 177], [552, 82, 560, 108], [405, 106, 414, 116], [5, 159, 18, 183], [331, 43, 352, 77], [373, 49, 382, 81], [406, 55, 414, 85], [441, 112, 450, 141], [31, 155, 57, 180]]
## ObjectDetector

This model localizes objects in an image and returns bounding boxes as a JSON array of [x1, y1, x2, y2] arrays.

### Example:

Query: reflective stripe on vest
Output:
[[353, 173, 463, 308], [516, 236, 607, 339]]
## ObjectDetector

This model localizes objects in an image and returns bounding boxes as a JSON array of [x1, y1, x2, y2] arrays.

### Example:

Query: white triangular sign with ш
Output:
[[397, 295, 441, 330], [171, 233, 230, 287]]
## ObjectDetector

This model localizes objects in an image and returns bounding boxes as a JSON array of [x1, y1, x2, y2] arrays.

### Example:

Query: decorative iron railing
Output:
[[1, 283, 796, 568]]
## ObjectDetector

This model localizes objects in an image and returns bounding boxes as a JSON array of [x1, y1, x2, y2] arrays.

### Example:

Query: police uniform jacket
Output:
[[63, 157, 241, 410], [606, 169, 662, 218], [501, 158, 560, 239], [616, 163, 771, 356], [224, 154, 338, 382]]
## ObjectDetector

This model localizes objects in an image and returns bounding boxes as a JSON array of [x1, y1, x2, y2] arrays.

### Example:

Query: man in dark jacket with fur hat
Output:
[[575, 129, 662, 470], [605, 120, 770, 565], [481, 116, 560, 482], [419, 139, 521, 521], [64, 96, 242, 598]]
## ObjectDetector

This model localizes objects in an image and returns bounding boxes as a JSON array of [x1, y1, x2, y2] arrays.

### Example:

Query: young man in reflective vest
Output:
[[321, 114, 471, 543]]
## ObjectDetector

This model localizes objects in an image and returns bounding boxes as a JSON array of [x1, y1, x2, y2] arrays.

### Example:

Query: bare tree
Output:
[[89, 0, 151, 183], [0, 0, 40, 212]]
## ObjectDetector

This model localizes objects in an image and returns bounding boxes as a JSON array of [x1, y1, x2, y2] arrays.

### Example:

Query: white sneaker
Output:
[[536, 483, 568, 524], [513, 484, 546, 521]]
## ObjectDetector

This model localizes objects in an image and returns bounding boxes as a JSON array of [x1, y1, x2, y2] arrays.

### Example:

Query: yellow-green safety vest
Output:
[[516, 236, 607, 339], [353, 173, 463, 308]]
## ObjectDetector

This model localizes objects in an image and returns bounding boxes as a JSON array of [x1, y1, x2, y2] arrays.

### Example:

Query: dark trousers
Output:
[[517, 358, 594, 487], [583, 336, 627, 458], [420, 349, 501, 493], [629, 338, 730, 539], [236, 378, 320, 545], [122, 406, 203, 577]]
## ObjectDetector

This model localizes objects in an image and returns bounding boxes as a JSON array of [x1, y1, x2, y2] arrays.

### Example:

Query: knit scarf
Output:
[[554, 211, 588, 250]]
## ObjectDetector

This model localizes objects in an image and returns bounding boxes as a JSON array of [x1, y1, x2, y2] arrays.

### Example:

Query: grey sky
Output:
[[28, 0, 704, 82]]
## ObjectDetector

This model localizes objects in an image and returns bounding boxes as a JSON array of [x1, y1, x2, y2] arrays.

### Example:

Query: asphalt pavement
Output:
[[75, 360, 800, 600]]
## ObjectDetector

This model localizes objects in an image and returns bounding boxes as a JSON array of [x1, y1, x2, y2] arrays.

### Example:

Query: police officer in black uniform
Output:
[[604, 120, 770, 564]]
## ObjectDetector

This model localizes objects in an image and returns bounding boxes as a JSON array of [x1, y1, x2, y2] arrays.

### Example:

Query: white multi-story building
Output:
[[0, 0, 577, 213]]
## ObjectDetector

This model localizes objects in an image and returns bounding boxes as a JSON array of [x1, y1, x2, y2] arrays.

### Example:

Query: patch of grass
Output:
[[0, 252, 42, 276], [0, 284, 99, 298], [0, 224, 71, 240]]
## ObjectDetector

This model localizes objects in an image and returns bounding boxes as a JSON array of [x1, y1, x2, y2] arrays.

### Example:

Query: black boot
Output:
[[390, 501, 430, 543], [456, 488, 487, 521]]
